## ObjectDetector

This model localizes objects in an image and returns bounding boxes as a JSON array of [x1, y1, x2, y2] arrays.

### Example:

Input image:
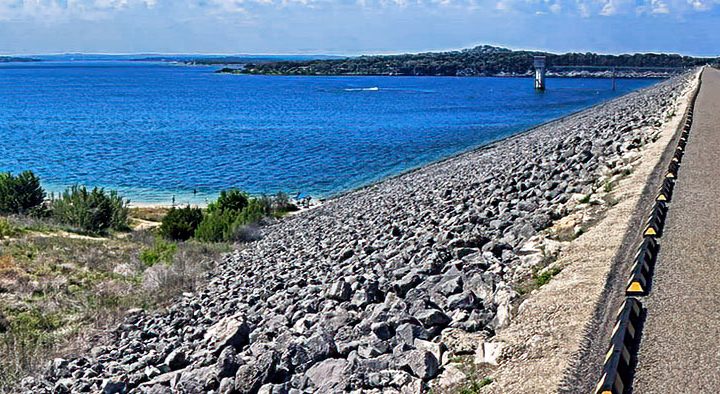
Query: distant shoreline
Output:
[[217, 67, 674, 79]]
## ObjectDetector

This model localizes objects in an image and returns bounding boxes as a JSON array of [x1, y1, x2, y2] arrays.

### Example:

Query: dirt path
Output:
[[480, 71, 700, 393]]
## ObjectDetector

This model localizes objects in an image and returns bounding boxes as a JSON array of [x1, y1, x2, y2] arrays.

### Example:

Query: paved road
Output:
[[632, 67, 720, 393]]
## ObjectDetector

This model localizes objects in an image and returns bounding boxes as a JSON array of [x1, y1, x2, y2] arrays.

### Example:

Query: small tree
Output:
[[235, 198, 271, 227], [0, 171, 45, 215], [108, 190, 130, 231], [195, 190, 274, 243], [51, 185, 129, 233], [209, 189, 249, 214], [194, 211, 235, 243], [159, 206, 203, 241]]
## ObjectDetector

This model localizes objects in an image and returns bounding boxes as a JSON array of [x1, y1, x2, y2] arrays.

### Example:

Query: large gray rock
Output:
[[416, 309, 451, 328], [399, 350, 439, 380], [395, 323, 429, 346], [215, 346, 239, 378], [327, 280, 352, 302], [204, 314, 250, 355], [164, 349, 187, 371], [305, 358, 349, 391], [234, 351, 277, 394], [176, 366, 217, 393]]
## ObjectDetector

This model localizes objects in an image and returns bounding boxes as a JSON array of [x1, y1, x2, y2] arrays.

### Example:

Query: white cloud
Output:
[[493, 0, 720, 16], [0, 0, 718, 22], [599, 0, 618, 16], [651, 0, 670, 13]]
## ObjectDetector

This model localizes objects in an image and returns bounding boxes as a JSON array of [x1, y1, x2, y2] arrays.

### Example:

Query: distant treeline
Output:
[[131, 55, 344, 65], [224, 45, 718, 77]]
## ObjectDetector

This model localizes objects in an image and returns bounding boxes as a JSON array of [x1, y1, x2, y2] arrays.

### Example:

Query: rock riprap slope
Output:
[[24, 74, 691, 394]]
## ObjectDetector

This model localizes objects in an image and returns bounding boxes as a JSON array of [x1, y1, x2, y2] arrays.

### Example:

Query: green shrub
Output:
[[534, 266, 562, 287], [191, 189, 294, 243], [51, 186, 129, 233], [0, 171, 45, 215], [603, 180, 614, 193], [139, 238, 177, 267], [0, 218, 20, 238], [194, 211, 236, 243], [208, 189, 249, 214], [159, 206, 203, 241], [459, 377, 494, 394], [195, 191, 274, 243], [108, 191, 130, 231], [235, 198, 272, 226], [272, 192, 298, 214]]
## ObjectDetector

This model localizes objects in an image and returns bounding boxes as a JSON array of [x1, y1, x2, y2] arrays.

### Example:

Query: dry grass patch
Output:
[[0, 215, 230, 392]]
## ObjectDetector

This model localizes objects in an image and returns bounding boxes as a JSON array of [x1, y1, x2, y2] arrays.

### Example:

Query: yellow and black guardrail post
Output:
[[594, 298, 643, 394], [665, 160, 679, 180], [656, 178, 675, 203], [626, 237, 659, 296], [643, 201, 667, 238]]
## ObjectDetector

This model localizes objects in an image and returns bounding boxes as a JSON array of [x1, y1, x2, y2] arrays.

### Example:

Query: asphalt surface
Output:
[[631, 68, 720, 393]]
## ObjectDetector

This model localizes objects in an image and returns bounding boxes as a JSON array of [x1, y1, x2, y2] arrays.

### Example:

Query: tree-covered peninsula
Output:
[[219, 45, 718, 77]]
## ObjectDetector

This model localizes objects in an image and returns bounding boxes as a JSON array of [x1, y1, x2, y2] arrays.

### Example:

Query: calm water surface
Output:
[[0, 61, 657, 204]]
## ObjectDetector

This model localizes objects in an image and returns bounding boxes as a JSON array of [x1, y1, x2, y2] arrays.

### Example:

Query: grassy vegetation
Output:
[[129, 207, 170, 223], [533, 266, 563, 287], [139, 237, 178, 267], [165, 190, 297, 243], [436, 354, 495, 394], [0, 207, 230, 391], [0, 219, 20, 239], [0, 171, 297, 391], [458, 377, 494, 394], [603, 180, 615, 193]]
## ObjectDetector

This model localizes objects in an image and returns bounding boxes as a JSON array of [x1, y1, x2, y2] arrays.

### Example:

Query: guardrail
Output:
[[594, 298, 643, 394], [593, 70, 703, 394]]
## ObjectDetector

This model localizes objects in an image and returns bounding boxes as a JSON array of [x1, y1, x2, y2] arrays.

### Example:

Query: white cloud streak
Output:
[[0, 0, 718, 22]]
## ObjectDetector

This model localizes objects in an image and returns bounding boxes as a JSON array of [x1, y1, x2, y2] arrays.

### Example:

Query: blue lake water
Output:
[[0, 61, 657, 204]]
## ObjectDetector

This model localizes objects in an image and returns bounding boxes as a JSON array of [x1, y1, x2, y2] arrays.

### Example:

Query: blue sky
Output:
[[0, 0, 719, 56]]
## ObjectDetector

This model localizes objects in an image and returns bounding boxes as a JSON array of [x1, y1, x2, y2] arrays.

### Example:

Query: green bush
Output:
[[108, 191, 130, 231], [159, 206, 203, 241], [272, 192, 298, 214], [0, 218, 20, 238], [139, 238, 177, 267], [194, 191, 275, 243], [235, 198, 272, 226], [51, 186, 129, 233], [0, 171, 45, 215], [52, 185, 129, 233], [194, 211, 236, 243], [209, 189, 249, 213]]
